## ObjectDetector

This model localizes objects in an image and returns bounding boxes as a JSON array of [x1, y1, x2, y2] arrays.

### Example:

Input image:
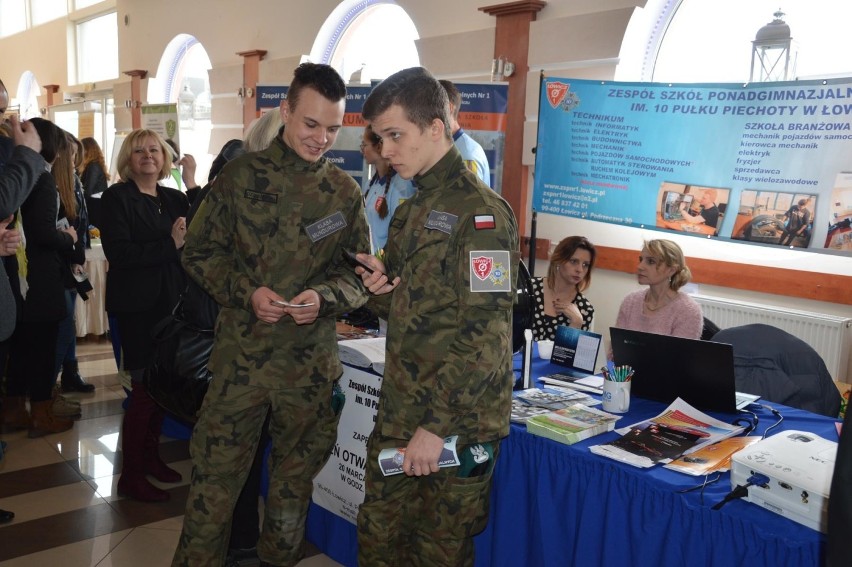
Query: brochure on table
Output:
[[589, 398, 744, 468]]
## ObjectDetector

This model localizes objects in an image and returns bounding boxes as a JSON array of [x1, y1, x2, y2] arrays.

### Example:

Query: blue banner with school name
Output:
[[533, 77, 852, 253]]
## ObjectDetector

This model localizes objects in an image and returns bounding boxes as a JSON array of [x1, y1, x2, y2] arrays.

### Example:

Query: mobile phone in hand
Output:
[[341, 249, 395, 281]]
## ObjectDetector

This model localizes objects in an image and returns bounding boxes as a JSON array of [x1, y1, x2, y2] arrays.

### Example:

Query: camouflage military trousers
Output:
[[172, 377, 340, 567], [357, 435, 501, 567]]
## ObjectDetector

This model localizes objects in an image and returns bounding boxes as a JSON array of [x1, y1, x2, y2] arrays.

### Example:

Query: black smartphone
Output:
[[341, 249, 394, 281]]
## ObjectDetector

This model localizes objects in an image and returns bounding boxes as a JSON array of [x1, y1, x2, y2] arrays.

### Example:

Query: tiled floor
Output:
[[0, 338, 342, 567]]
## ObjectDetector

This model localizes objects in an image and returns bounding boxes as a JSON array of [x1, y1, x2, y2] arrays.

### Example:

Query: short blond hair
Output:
[[244, 111, 283, 152], [116, 129, 172, 182], [644, 239, 692, 291]]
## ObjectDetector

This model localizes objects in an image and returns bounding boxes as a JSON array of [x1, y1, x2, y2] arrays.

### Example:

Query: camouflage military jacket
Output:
[[182, 137, 370, 388], [370, 146, 519, 444]]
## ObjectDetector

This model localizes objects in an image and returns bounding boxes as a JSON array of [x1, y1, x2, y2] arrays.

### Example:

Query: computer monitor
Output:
[[609, 327, 739, 413]]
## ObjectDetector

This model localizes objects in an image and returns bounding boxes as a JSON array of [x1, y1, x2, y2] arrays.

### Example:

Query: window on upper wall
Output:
[[0, 0, 26, 37], [75, 11, 118, 84], [311, 0, 419, 85], [652, 0, 852, 83], [31, 0, 67, 26], [75, 0, 105, 9]]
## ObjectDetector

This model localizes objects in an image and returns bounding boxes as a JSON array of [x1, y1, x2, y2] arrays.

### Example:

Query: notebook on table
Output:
[[609, 327, 760, 414], [541, 326, 604, 392]]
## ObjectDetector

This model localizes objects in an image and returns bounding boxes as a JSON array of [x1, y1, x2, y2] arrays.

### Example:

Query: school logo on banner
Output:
[[547, 82, 570, 109]]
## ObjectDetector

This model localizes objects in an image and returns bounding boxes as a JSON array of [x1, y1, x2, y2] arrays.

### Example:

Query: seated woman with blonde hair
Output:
[[615, 238, 703, 339]]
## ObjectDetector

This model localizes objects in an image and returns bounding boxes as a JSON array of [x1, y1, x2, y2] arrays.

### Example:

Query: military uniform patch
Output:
[[244, 189, 278, 203], [424, 210, 458, 234], [473, 214, 495, 230], [469, 250, 511, 292], [305, 211, 347, 242]]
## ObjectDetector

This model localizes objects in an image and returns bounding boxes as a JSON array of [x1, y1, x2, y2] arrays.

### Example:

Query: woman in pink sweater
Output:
[[615, 239, 703, 340]]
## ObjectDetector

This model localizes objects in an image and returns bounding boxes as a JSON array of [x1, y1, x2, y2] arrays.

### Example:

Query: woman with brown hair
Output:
[[1, 118, 78, 437], [531, 235, 596, 340], [79, 137, 108, 227], [100, 128, 188, 501], [52, 133, 94, 396]]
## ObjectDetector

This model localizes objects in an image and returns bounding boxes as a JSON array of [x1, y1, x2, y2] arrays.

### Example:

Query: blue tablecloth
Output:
[[302, 353, 835, 567]]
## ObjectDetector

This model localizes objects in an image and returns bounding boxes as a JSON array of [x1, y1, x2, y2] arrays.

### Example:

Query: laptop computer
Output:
[[609, 327, 759, 414], [540, 326, 605, 392]]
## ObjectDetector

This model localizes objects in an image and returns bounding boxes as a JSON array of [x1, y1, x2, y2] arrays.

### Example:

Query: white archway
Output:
[[310, 0, 419, 84], [148, 34, 213, 186], [618, 0, 852, 83]]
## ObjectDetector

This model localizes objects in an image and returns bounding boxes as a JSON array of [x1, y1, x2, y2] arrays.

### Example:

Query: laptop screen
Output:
[[551, 325, 603, 374], [609, 327, 738, 413]]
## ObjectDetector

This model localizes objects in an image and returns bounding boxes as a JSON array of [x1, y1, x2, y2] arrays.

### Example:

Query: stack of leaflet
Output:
[[511, 388, 598, 424], [589, 398, 744, 468], [526, 404, 621, 445]]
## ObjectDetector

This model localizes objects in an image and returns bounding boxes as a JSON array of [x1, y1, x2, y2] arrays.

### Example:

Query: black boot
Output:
[[61, 361, 95, 393], [0, 509, 14, 523]]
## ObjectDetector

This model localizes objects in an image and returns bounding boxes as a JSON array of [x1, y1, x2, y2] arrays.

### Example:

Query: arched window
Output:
[[15, 70, 40, 119], [311, 0, 419, 84], [148, 34, 213, 187], [619, 0, 852, 83]]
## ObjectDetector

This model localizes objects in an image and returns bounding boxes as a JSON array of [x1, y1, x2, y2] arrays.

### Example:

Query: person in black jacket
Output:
[[100, 128, 188, 502], [0, 79, 45, 524], [4, 117, 78, 437], [79, 137, 108, 228], [828, 407, 852, 567], [53, 134, 94, 397]]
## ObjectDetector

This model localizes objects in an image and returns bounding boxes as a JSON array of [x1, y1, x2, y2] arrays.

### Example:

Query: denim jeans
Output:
[[54, 288, 79, 376]]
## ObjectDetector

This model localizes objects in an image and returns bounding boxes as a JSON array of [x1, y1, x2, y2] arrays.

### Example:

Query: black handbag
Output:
[[144, 292, 216, 424]]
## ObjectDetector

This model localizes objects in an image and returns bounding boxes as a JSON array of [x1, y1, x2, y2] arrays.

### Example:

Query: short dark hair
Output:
[[439, 79, 461, 120], [28, 117, 66, 163], [287, 63, 346, 111], [363, 67, 450, 137]]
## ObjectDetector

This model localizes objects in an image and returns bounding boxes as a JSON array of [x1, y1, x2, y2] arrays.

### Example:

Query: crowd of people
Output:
[[14, 63, 832, 565]]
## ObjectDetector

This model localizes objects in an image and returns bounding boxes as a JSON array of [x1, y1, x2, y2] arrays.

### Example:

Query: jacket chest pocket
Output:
[[398, 227, 456, 315], [236, 199, 303, 262]]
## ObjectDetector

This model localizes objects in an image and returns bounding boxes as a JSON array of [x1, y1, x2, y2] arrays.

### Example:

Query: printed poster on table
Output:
[[312, 365, 381, 523], [533, 77, 852, 254]]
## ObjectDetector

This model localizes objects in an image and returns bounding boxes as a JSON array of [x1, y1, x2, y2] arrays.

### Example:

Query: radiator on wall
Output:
[[693, 294, 852, 381]]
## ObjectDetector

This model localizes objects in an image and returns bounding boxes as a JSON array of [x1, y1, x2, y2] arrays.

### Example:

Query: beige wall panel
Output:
[[0, 20, 69, 98], [529, 9, 635, 65], [112, 81, 133, 132], [115, 0, 343, 70], [260, 56, 304, 86], [416, 28, 494, 79], [209, 64, 243, 94]]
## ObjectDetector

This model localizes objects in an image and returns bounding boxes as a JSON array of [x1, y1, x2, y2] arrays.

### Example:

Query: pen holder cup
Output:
[[537, 340, 554, 361], [602, 379, 631, 413]]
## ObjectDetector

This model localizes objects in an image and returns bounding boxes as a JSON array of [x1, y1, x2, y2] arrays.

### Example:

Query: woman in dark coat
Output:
[[100, 128, 188, 502], [79, 137, 108, 228], [3, 118, 77, 437]]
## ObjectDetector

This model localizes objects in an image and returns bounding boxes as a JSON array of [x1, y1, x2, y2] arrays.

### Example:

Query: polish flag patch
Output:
[[474, 214, 495, 230]]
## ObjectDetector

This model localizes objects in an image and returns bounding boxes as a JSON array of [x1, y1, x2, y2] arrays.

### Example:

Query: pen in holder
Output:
[[601, 363, 632, 413]]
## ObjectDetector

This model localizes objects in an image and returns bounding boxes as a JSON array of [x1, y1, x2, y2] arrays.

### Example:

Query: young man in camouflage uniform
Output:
[[173, 63, 370, 567], [355, 67, 519, 566]]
